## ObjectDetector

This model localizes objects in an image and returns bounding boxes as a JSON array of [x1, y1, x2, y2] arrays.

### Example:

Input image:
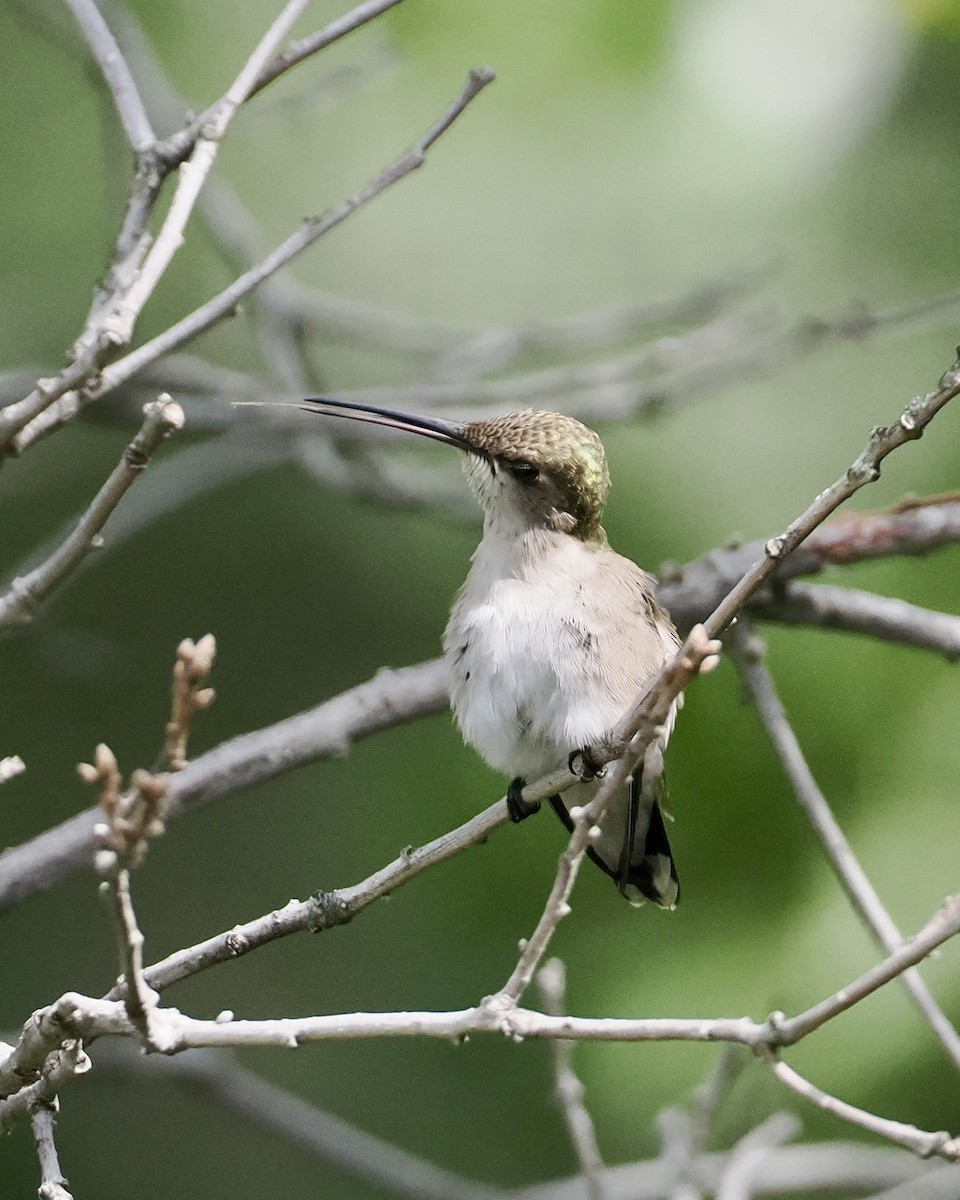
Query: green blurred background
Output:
[[2, 0, 960, 1194]]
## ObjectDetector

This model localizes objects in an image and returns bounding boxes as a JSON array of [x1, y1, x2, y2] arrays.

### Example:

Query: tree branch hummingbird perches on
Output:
[[302, 398, 682, 908]]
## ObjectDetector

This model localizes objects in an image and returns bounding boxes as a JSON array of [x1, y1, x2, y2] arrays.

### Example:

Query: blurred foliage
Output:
[[2, 0, 960, 1196], [901, 0, 960, 35]]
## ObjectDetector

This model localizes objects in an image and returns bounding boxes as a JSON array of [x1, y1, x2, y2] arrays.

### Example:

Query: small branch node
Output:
[[307, 889, 353, 931]]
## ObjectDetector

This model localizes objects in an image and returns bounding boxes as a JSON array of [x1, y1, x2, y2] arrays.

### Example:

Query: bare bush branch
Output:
[[104, 0, 317, 346], [658, 493, 960, 633], [91, 1044, 937, 1200]]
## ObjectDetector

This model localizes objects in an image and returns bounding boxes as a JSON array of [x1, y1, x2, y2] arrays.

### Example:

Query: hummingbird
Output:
[[303, 400, 681, 908]]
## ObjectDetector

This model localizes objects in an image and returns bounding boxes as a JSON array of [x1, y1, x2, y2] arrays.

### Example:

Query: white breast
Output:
[[443, 533, 647, 781]]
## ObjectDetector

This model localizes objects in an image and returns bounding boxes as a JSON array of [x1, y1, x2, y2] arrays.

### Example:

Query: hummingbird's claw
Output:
[[506, 777, 541, 822], [569, 747, 604, 782]]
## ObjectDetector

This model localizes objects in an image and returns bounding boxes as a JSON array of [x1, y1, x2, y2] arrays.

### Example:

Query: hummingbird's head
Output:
[[299, 400, 611, 541], [458, 409, 610, 540]]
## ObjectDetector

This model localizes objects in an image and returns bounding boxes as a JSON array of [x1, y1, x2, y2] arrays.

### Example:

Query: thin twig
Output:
[[730, 620, 960, 1071], [6, 894, 959, 1076], [0, 658, 449, 913], [537, 959, 608, 1200], [30, 1101, 74, 1200], [686, 1048, 750, 1158], [78, 744, 167, 1042], [105, 0, 316, 345], [158, 0, 410, 163], [13, 67, 495, 453], [90, 1044, 942, 1200], [0, 396, 184, 631], [0, 0, 434, 456], [111, 793, 506, 998], [769, 1060, 956, 1161], [206, 289, 960, 423], [62, 0, 154, 151], [774, 893, 960, 1044], [517, 1146, 936, 1200], [695, 360, 960, 639]]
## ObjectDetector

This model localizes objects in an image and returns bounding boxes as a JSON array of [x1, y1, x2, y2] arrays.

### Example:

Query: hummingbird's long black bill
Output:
[[301, 397, 484, 457]]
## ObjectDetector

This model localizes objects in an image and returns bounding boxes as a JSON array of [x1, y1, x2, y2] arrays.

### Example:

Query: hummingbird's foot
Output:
[[506, 777, 541, 823], [568, 747, 605, 782]]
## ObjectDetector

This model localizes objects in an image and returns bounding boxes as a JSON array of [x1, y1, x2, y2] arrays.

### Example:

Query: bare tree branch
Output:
[[78, 742, 168, 1043], [516, 1144, 935, 1200], [686, 1049, 750, 1161], [0, 658, 449, 912], [0, 0, 484, 460], [690, 360, 960, 641], [95, 1045, 508, 1200], [160, 0, 410, 149], [5, 883, 960, 1161], [30, 1101, 74, 1200], [861, 1166, 960, 1200], [0, 1040, 89, 1132], [714, 1113, 799, 1200], [11, 66, 495, 454], [62, 0, 154, 151], [730, 620, 960, 1070], [0, 396, 183, 632], [754, 583, 960, 659], [655, 1049, 751, 1199], [537, 959, 609, 1200], [90, 1044, 940, 1200], [104, 0, 317, 347], [3, 485, 960, 915], [773, 892, 960, 1044], [658, 494, 960, 633]]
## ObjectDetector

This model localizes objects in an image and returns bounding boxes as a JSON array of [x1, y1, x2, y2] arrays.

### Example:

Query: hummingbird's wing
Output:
[[547, 549, 682, 906]]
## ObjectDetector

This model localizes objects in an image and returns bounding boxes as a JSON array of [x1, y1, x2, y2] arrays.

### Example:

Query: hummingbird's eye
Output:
[[507, 460, 540, 485]]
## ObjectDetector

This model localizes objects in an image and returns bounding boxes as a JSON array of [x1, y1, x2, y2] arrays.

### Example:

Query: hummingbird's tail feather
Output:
[[546, 746, 680, 910], [619, 787, 680, 909]]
